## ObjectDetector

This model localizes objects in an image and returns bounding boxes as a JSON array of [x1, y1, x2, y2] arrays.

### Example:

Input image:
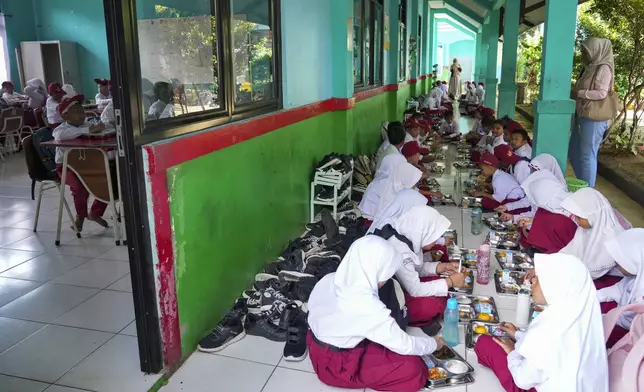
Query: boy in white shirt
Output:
[[53, 95, 109, 231], [439, 110, 460, 140], [487, 119, 508, 154], [375, 121, 406, 169], [148, 82, 175, 120], [2, 81, 27, 105], [46, 83, 67, 128], [472, 154, 526, 212], [510, 128, 533, 159], [94, 78, 112, 111]]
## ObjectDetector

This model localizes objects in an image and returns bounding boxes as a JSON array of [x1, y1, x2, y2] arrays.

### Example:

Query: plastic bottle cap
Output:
[[447, 298, 458, 310]]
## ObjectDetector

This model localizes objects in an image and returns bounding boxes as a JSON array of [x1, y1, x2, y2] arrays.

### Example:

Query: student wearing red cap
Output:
[[94, 78, 112, 111], [46, 83, 67, 128], [472, 153, 528, 213], [1, 81, 27, 105], [493, 144, 533, 220], [439, 110, 460, 141], [53, 95, 110, 231]]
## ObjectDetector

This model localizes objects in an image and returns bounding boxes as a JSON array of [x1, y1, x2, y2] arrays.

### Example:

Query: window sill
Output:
[[353, 84, 391, 102]]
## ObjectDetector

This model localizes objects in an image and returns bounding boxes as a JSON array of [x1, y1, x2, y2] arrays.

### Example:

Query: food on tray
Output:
[[459, 310, 471, 319], [501, 283, 520, 294], [456, 296, 472, 305], [477, 313, 492, 321], [434, 345, 456, 360], [475, 302, 493, 314], [444, 360, 469, 375], [474, 325, 487, 335], [429, 367, 448, 380]]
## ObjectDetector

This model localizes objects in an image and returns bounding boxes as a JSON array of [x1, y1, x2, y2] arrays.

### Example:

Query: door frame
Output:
[[103, 0, 164, 373]]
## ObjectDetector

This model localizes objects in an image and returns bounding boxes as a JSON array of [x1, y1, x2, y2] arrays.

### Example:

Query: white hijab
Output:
[[560, 188, 624, 278], [529, 154, 566, 186], [376, 162, 422, 215], [604, 229, 644, 324], [368, 188, 427, 234], [359, 154, 406, 218], [517, 253, 608, 392], [307, 236, 402, 344], [522, 170, 571, 215], [391, 206, 451, 263], [62, 84, 77, 98], [513, 160, 532, 184]]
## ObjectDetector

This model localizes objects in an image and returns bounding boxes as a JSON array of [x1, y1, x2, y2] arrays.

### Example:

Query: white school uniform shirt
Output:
[[514, 143, 532, 159], [475, 86, 485, 104], [360, 154, 406, 219], [52, 122, 91, 164], [491, 169, 524, 202], [2, 91, 26, 105], [560, 188, 624, 279], [95, 93, 112, 111], [148, 100, 175, 120], [375, 141, 401, 171], [389, 206, 451, 298], [598, 228, 644, 329], [46, 97, 64, 125], [422, 95, 438, 109], [307, 236, 438, 355], [440, 119, 459, 138], [487, 134, 507, 154], [509, 253, 608, 392], [100, 101, 115, 127]]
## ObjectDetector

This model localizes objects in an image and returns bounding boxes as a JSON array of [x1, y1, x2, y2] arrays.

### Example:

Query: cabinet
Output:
[[19, 41, 82, 93]]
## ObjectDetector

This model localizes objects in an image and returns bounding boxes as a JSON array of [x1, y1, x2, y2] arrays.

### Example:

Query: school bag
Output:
[[603, 302, 644, 392], [31, 127, 57, 173]]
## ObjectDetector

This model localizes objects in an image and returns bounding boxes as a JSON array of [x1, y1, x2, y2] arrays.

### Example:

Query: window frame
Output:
[[134, 0, 283, 144], [398, 0, 407, 82], [353, 0, 384, 91]]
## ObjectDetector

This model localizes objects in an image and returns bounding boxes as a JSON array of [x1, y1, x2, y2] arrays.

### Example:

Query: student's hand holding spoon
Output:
[[433, 336, 446, 351], [499, 322, 518, 339], [436, 262, 459, 274], [446, 272, 466, 288], [495, 205, 508, 213]]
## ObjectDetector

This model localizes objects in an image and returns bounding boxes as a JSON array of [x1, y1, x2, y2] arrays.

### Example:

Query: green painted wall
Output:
[[396, 83, 412, 119], [167, 88, 411, 354]]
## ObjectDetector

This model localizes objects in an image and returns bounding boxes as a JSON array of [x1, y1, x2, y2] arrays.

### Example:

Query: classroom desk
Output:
[[41, 137, 124, 246]]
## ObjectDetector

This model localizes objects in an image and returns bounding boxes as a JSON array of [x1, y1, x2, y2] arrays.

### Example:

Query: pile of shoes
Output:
[[353, 155, 375, 188], [315, 182, 350, 202], [198, 209, 365, 361], [315, 153, 353, 178]]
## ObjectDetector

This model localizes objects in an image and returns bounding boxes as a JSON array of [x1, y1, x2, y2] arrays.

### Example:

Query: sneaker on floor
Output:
[[283, 316, 308, 362], [245, 313, 287, 342], [278, 269, 314, 282], [244, 287, 289, 313], [304, 221, 326, 238], [197, 299, 247, 352], [278, 303, 301, 330], [321, 209, 339, 239], [253, 274, 291, 294], [291, 276, 318, 303]]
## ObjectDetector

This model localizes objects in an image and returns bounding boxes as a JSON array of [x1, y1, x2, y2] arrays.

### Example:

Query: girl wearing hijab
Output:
[[359, 153, 407, 221], [570, 38, 615, 187], [448, 59, 461, 97], [597, 228, 644, 347], [474, 253, 608, 392], [367, 188, 427, 234], [518, 171, 577, 254], [373, 206, 466, 326], [375, 162, 422, 216], [62, 84, 77, 98], [23, 79, 47, 109], [528, 154, 566, 186], [307, 236, 444, 392], [559, 187, 624, 282]]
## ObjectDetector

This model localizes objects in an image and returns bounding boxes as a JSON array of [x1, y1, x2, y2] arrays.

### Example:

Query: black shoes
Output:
[[244, 287, 297, 313], [197, 299, 248, 353], [283, 314, 308, 362], [320, 209, 339, 240], [245, 312, 288, 342]]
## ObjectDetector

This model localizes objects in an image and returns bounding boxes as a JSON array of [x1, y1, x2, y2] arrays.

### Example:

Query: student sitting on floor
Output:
[[474, 253, 608, 392], [367, 188, 428, 234], [376, 121, 406, 169], [528, 154, 566, 185], [148, 82, 175, 120], [404, 123, 433, 162], [597, 228, 644, 348], [472, 154, 528, 214], [517, 171, 577, 254], [470, 116, 496, 162], [1, 81, 27, 105], [439, 110, 460, 140], [467, 111, 494, 146], [487, 119, 508, 154], [559, 187, 626, 283], [94, 78, 113, 111], [401, 141, 426, 172], [476, 82, 486, 104], [46, 83, 67, 128], [359, 153, 407, 222], [494, 144, 531, 184], [510, 128, 532, 158], [376, 162, 423, 216], [307, 236, 445, 392], [53, 95, 110, 231], [373, 206, 466, 327]]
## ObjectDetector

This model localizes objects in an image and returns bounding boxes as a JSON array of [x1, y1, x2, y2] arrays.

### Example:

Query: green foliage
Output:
[[516, 28, 543, 101]]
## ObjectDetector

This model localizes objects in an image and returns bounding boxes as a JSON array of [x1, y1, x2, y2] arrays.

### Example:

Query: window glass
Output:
[[364, 0, 371, 84], [231, 0, 275, 106], [353, 0, 363, 85], [374, 5, 383, 83], [399, 22, 406, 81], [136, 0, 220, 122]]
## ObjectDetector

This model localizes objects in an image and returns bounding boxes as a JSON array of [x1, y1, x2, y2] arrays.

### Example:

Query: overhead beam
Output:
[[443, 0, 485, 24], [471, 0, 494, 10], [434, 10, 479, 34], [524, 0, 545, 14], [435, 15, 477, 38]]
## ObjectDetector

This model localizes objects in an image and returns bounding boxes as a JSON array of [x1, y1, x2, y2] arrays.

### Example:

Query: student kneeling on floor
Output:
[[472, 154, 528, 214], [53, 95, 110, 231], [307, 236, 446, 392]]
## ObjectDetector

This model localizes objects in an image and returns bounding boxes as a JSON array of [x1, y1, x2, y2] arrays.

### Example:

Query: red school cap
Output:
[[478, 106, 495, 117], [505, 120, 524, 133], [401, 141, 422, 158], [494, 144, 521, 166], [94, 78, 111, 86], [57, 94, 85, 115], [48, 82, 64, 96], [479, 153, 498, 168]]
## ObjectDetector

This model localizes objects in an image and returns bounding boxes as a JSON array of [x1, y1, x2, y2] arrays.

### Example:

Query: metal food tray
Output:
[[448, 269, 474, 295], [424, 374, 475, 390], [432, 195, 456, 206], [483, 217, 518, 231], [468, 169, 482, 178], [465, 321, 510, 349], [422, 345, 475, 388], [494, 269, 528, 296], [448, 247, 477, 269], [449, 294, 499, 324], [453, 161, 478, 169], [494, 250, 534, 271], [459, 196, 483, 209], [487, 230, 520, 250]]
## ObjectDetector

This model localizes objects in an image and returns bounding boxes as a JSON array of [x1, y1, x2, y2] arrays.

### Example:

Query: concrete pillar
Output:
[[385, 0, 400, 85], [533, 0, 578, 169], [431, 14, 438, 74], [409, 0, 419, 79], [421, 0, 429, 77], [498, 0, 520, 118], [329, 0, 353, 99], [484, 9, 500, 108], [473, 28, 482, 81], [477, 24, 488, 84]]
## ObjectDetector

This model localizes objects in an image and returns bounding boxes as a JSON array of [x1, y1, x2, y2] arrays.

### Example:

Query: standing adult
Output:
[[570, 38, 615, 187], [448, 58, 461, 97]]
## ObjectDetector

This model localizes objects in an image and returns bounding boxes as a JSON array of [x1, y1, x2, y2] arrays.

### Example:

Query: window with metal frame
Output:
[[134, 0, 281, 137], [353, 0, 384, 89], [398, 0, 406, 82]]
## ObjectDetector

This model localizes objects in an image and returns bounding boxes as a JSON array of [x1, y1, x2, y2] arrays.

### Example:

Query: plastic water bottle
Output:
[[476, 244, 491, 285], [443, 298, 460, 347], [471, 207, 482, 235]]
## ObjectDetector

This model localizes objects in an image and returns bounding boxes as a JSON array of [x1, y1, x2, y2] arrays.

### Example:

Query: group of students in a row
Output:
[[305, 108, 642, 391]]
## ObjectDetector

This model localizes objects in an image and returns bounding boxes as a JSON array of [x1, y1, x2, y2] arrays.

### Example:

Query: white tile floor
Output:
[[159, 116, 514, 392], [0, 153, 159, 392]]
